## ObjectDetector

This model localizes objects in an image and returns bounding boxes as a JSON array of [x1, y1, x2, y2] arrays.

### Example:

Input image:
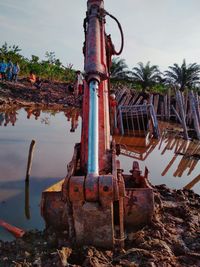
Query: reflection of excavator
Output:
[[41, 0, 154, 248], [114, 135, 159, 161]]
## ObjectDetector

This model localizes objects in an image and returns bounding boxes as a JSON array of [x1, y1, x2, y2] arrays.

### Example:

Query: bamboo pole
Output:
[[25, 140, 36, 182]]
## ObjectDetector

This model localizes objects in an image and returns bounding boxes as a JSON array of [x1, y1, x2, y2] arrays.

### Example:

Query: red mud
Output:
[[0, 185, 200, 267]]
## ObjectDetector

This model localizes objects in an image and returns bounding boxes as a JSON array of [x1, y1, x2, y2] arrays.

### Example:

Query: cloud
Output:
[[1, 0, 200, 70]]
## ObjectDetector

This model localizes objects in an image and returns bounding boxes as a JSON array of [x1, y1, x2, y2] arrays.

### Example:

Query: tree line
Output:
[[0, 42, 76, 82], [110, 57, 200, 93], [1, 42, 200, 93]]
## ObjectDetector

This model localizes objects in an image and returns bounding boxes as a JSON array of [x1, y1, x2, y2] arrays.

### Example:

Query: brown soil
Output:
[[0, 79, 81, 110], [0, 185, 200, 267]]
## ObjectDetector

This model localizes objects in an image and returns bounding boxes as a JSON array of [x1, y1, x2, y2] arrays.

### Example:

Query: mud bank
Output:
[[0, 185, 200, 267], [0, 79, 81, 110]]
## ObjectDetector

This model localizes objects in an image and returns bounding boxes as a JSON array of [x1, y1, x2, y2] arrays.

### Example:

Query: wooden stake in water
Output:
[[25, 139, 36, 182], [25, 180, 30, 219]]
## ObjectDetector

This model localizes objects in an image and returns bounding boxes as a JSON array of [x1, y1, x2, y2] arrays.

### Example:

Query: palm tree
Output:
[[110, 57, 131, 81], [132, 61, 161, 91], [165, 59, 200, 91]]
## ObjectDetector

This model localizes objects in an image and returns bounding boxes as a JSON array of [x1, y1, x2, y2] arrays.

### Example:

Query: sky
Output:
[[0, 0, 200, 71]]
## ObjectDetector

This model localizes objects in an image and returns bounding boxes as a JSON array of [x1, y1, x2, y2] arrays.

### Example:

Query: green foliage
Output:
[[165, 59, 200, 91], [110, 57, 132, 81], [131, 62, 162, 91], [2, 42, 200, 93], [0, 42, 76, 82], [150, 84, 167, 94]]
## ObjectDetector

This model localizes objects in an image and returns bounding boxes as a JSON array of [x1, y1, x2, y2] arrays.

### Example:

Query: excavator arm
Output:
[[41, 0, 154, 249]]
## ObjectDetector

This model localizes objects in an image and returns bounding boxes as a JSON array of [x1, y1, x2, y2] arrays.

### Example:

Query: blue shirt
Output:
[[0, 62, 7, 72]]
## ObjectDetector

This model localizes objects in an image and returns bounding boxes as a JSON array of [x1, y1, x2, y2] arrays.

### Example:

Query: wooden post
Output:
[[184, 174, 200, 190], [149, 94, 153, 105], [25, 180, 30, 219], [25, 140, 36, 182], [154, 94, 159, 115], [160, 101, 164, 121], [194, 91, 200, 124], [184, 89, 188, 116], [189, 91, 200, 140], [171, 105, 182, 124], [164, 94, 168, 120], [167, 88, 171, 121], [176, 90, 189, 140]]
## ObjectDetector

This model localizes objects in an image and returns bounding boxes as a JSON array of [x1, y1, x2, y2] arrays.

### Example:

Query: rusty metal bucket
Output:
[[124, 188, 154, 229]]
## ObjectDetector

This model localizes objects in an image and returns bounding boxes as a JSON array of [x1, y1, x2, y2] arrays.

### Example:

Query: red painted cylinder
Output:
[[85, 0, 108, 82]]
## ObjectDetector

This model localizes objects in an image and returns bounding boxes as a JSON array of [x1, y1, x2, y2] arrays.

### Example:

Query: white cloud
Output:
[[1, 0, 200, 70]]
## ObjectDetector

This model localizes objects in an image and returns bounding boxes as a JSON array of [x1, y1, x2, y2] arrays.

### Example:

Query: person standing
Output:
[[12, 62, 20, 82], [6, 59, 13, 81], [0, 112, 5, 126], [75, 70, 84, 96], [109, 93, 118, 134], [28, 71, 36, 86], [0, 59, 7, 81]]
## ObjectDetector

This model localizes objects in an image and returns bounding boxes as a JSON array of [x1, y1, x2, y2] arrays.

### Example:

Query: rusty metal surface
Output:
[[69, 176, 85, 201], [41, 191, 66, 230], [85, 174, 99, 201], [72, 201, 114, 248], [99, 175, 114, 204], [85, 0, 107, 82], [124, 188, 154, 229]]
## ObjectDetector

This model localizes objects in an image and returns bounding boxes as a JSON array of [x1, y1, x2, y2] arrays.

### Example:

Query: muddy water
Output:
[[115, 126, 200, 195], [0, 108, 81, 241], [0, 108, 200, 241]]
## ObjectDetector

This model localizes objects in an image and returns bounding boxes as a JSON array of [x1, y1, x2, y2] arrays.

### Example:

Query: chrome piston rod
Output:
[[88, 80, 99, 175]]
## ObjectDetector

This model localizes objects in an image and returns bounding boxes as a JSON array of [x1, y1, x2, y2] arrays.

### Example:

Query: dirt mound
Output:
[[0, 80, 82, 110], [0, 185, 200, 267]]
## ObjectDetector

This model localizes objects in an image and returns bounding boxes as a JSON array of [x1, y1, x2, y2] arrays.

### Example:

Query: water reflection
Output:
[[0, 107, 81, 241], [0, 110, 18, 126], [116, 123, 200, 195], [0, 109, 199, 241], [0, 107, 81, 133], [64, 108, 79, 132], [159, 130, 200, 178]]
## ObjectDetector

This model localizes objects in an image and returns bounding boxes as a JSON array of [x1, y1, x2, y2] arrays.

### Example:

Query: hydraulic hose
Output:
[[105, 10, 124, 55]]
